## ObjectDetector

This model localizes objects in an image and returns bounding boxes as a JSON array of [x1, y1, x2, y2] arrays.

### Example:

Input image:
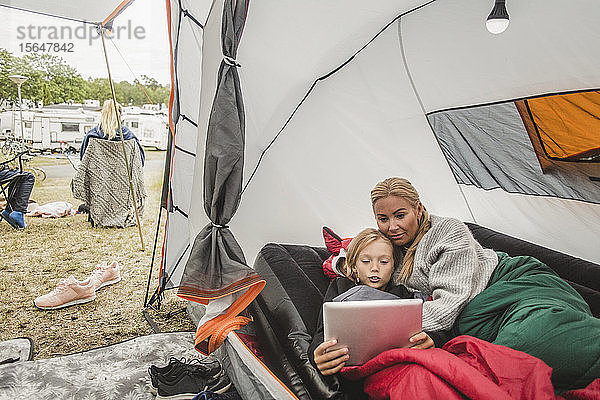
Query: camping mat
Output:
[[0, 332, 197, 400], [0, 338, 33, 366]]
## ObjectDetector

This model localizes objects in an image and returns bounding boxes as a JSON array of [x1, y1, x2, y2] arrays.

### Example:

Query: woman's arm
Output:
[[416, 219, 498, 332], [80, 127, 100, 160]]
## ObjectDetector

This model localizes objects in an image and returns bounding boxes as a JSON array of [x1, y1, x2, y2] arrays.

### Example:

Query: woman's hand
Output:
[[313, 339, 349, 376], [409, 332, 435, 349]]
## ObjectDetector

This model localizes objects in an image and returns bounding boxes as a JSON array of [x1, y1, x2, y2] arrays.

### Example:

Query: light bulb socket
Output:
[[487, 0, 509, 21]]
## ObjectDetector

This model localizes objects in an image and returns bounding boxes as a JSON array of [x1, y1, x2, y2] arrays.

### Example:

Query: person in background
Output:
[[0, 164, 35, 229], [80, 99, 145, 166], [309, 228, 435, 377]]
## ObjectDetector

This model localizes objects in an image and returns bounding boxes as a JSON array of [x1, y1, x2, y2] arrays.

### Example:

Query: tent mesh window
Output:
[[516, 91, 600, 163]]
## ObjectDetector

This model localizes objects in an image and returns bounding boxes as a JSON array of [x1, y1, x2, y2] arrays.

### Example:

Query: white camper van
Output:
[[0, 110, 14, 140], [8, 105, 100, 152], [122, 105, 168, 150]]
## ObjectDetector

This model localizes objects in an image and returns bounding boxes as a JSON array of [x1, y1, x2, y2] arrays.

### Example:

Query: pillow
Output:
[[322, 226, 353, 279]]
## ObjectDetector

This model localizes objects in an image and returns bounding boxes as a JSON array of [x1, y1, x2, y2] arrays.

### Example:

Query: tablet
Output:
[[323, 298, 423, 365]]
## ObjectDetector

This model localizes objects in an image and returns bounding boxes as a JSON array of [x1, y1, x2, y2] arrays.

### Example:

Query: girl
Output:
[[310, 228, 435, 377]]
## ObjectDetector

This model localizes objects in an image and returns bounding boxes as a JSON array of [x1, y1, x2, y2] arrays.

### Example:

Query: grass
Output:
[[0, 150, 196, 359]]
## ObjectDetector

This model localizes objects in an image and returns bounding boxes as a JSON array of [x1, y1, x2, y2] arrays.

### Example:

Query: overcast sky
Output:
[[1, 0, 171, 84]]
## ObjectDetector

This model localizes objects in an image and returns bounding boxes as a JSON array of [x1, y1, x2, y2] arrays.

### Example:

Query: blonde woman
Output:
[[79, 100, 145, 166], [370, 177, 600, 390]]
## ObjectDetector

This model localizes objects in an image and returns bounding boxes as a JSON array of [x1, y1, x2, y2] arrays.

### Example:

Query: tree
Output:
[[0, 49, 22, 102], [0, 48, 170, 107], [24, 53, 88, 104]]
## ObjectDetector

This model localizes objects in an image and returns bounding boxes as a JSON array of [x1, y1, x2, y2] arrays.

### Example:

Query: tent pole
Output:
[[99, 26, 145, 251], [144, 205, 163, 307]]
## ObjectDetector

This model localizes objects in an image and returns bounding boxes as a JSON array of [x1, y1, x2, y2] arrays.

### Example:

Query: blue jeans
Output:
[[0, 169, 35, 213]]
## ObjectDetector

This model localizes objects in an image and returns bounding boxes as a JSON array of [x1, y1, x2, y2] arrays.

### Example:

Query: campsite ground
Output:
[[0, 150, 195, 359]]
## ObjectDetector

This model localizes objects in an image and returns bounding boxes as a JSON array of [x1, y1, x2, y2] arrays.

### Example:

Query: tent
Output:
[[158, 0, 600, 397], [160, 0, 600, 337]]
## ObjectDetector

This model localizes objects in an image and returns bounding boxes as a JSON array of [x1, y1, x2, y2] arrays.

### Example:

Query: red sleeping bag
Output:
[[341, 335, 600, 400]]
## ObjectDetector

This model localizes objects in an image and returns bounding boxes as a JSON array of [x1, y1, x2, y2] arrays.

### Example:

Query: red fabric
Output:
[[559, 379, 600, 400], [236, 332, 267, 364], [322, 227, 352, 279], [341, 335, 556, 400]]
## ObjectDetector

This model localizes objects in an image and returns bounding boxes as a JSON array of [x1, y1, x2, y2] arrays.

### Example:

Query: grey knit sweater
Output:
[[402, 215, 498, 332]]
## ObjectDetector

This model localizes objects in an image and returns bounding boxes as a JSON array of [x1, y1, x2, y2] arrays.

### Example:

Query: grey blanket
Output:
[[0, 332, 198, 400], [72, 138, 146, 228]]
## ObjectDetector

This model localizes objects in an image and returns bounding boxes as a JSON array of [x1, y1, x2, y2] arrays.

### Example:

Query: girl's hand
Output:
[[409, 331, 435, 349], [313, 339, 349, 375]]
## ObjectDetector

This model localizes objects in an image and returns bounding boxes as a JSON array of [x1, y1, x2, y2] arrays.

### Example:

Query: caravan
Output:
[[3, 105, 100, 152], [122, 105, 168, 151], [1, 103, 169, 153]]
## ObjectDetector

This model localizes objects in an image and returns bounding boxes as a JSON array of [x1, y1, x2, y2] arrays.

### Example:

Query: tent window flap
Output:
[[523, 91, 600, 162]]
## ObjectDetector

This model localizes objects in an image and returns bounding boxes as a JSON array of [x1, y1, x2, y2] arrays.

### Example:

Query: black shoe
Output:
[[155, 369, 230, 400], [149, 357, 222, 389], [191, 388, 240, 400], [204, 372, 232, 394]]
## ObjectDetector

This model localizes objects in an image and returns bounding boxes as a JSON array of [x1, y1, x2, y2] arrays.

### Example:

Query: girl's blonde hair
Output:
[[370, 177, 431, 283], [100, 99, 123, 140], [343, 228, 395, 282]]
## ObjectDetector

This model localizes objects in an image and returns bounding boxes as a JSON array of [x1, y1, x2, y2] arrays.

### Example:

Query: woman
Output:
[[310, 228, 436, 377], [370, 177, 600, 390], [80, 100, 145, 166]]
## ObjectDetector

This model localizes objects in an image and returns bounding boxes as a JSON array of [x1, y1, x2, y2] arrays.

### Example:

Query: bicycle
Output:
[[0, 137, 46, 182]]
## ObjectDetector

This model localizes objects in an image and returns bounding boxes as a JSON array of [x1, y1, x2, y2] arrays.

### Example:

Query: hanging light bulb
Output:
[[486, 0, 510, 34]]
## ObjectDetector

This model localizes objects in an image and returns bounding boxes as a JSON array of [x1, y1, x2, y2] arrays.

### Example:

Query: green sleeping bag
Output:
[[456, 252, 600, 390]]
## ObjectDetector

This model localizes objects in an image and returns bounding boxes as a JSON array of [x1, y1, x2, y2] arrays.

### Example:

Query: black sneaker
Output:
[[204, 372, 232, 394], [149, 357, 222, 389], [155, 370, 231, 400], [191, 388, 241, 400]]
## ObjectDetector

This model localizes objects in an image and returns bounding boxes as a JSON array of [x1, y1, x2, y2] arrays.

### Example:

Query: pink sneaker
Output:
[[89, 261, 121, 290], [34, 276, 96, 310]]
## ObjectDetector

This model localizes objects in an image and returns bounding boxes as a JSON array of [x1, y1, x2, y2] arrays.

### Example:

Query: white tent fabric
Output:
[[0, 0, 128, 23], [230, 22, 472, 260], [160, 3, 600, 395], [168, 0, 599, 277], [160, 0, 212, 290], [403, 0, 600, 112]]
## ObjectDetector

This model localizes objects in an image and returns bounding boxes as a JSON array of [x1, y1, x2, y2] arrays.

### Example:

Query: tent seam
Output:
[[241, 0, 438, 194]]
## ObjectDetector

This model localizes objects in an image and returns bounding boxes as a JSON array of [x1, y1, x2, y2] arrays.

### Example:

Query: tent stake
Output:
[[99, 27, 145, 251]]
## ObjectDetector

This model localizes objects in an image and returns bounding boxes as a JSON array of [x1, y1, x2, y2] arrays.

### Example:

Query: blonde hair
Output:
[[100, 99, 123, 140], [343, 228, 396, 282], [370, 177, 431, 283]]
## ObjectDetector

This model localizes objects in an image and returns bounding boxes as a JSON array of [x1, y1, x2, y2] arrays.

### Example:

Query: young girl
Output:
[[309, 228, 435, 377]]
